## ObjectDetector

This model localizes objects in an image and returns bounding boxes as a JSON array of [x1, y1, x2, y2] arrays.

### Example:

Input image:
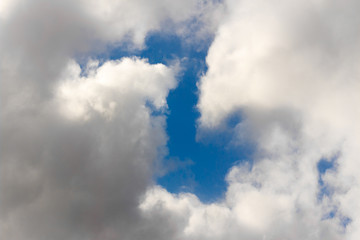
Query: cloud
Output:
[[0, 0, 218, 239], [0, 0, 212, 45], [0, 57, 176, 240], [127, 0, 360, 239], [2, 0, 359, 240], [56, 58, 176, 121], [0, 0, 216, 99], [198, 0, 359, 238]]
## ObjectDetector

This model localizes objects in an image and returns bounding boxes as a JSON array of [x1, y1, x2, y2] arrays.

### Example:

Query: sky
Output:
[[1, 0, 360, 240]]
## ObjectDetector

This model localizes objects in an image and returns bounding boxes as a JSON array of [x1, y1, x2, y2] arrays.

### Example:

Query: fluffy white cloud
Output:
[[141, 184, 341, 240], [195, 0, 359, 239], [0, 57, 177, 240], [56, 58, 176, 121], [131, 0, 360, 239]]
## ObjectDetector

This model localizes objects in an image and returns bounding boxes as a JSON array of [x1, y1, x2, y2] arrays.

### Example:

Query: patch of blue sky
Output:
[[106, 32, 253, 203], [317, 153, 339, 200], [317, 153, 351, 228]]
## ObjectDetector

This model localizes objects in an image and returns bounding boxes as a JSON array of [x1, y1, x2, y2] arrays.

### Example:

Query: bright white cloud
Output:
[[128, 0, 360, 239], [196, 0, 359, 239], [56, 58, 176, 121]]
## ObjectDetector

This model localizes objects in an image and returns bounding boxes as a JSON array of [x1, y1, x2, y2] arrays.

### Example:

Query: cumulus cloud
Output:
[[0, 57, 177, 240], [117, 0, 359, 239], [197, 0, 359, 238], [2, 0, 359, 240], [0, 0, 187, 238], [0, 0, 217, 100]]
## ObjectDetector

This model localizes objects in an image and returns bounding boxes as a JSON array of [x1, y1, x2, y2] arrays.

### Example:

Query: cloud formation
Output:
[[0, 0, 184, 239], [197, 0, 359, 238], [0, 57, 177, 239], [1, 0, 360, 240]]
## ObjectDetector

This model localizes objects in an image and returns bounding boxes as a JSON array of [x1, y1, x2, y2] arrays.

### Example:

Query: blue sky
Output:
[[133, 33, 253, 202], [105, 32, 253, 202], [80, 31, 249, 202]]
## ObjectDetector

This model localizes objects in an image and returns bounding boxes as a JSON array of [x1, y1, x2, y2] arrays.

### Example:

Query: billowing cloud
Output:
[[0, 0, 185, 238], [134, 0, 360, 240], [0, 57, 177, 240], [198, 0, 359, 238], [2, 0, 359, 240], [0, 0, 217, 100]]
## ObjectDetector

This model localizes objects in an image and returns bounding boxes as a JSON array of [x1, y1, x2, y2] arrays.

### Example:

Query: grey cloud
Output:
[[0, 0, 212, 239], [0, 58, 176, 240], [0, 0, 215, 100], [1, 0, 215, 237]]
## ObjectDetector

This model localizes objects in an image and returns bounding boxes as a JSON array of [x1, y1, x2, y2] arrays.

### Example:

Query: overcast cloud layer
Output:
[[1, 0, 360, 240]]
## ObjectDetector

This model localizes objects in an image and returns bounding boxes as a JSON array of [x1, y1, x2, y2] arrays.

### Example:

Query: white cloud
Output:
[[193, 0, 360, 239], [113, 0, 360, 239], [79, 0, 200, 46], [0, 57, 176, 240], [56, 58, 176, 121]]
